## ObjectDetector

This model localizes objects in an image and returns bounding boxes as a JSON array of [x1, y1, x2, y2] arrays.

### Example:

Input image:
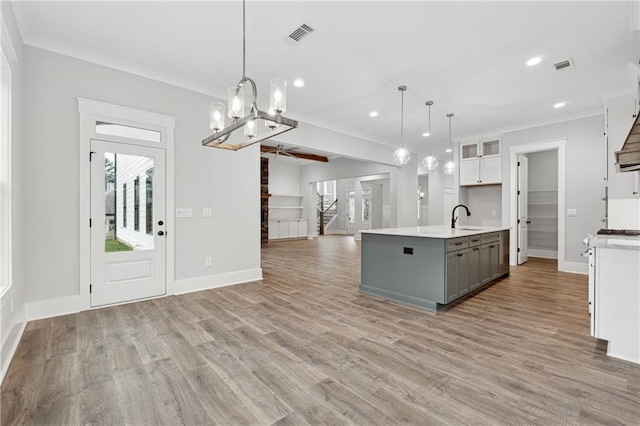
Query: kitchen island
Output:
[[360, 225, 510, 312]]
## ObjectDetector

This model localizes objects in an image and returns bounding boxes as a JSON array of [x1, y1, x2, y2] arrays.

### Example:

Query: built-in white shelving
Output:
[[268, 194, 308, 240], [527, 189, 558, 258]]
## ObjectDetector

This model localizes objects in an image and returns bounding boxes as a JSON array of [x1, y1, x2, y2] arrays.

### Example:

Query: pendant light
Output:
[[443, 113, 456, 175], [392, 86, 411, 166], [202, 0, 298, 151], [420, 101, 438, 171]]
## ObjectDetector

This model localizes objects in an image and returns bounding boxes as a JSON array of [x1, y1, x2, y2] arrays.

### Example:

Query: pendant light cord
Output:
[[400, 90, 404, 148], [428, 103, 432, 155], [242, 0, 246, 79]]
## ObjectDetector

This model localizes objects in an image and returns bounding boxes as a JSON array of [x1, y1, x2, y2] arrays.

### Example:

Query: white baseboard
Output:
[[562, 261, 588, 275], [529, 249, 558, 259], [1, 304, 26, 384], [325, 230, 347, 235], [26, 294, 83, 321], [173, 268, 263, 295]]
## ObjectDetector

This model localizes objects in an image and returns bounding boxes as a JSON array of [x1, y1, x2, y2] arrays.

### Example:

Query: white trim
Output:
[[1, 16, 19, 63], [25, 295, 82, 321], [173, 268, 263, 295], [0, 304, 26, 384], [509, 138, 567, 272], [0, 48, 12, 298], [78, 98, 175, 311], [563, 262, 588, 275], [528, 249, 558, 259]]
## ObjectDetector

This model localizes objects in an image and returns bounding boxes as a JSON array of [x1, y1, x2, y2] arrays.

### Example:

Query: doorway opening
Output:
[[509, 139, 566, 271]]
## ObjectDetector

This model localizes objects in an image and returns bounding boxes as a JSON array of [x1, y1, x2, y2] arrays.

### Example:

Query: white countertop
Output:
[[589, 234, 640, 250], [361, 225, 510, 239]]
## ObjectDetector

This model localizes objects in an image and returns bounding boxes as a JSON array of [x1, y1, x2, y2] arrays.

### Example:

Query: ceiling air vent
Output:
[[288, 23, 315, 43], [553, 59, 574, 71]]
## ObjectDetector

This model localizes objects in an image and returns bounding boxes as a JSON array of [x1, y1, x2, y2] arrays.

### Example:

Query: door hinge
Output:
[[89, 218, 92, 227], [517, 190, 520, 195], [517, 248, 521, 253], [89, 151, 96, 161], [89, 284, 92, 294], [517, 219, 520, 224], [517, 161, 520, 166]]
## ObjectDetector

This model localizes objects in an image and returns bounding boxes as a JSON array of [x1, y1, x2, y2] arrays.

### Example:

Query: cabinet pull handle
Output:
[[457, 253, 463, 257], [472, 248, 479, 251], [490, 245, 495, 248], [455, 242, 462, 245], [472, 239, 479, 242]]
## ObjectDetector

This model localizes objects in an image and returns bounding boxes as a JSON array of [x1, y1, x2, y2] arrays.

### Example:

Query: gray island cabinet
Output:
[[360, 226, 510, 312]]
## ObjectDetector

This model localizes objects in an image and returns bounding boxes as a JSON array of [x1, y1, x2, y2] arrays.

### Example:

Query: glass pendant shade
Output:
[[269, 78, 287, 114], [209, 102, 226, 131], [264, 101, 279, 129], [228, 86, 245, 119], [244, 119, 257, 138], [443, 160, 456, 175], [392, 147, 411, 166], [421, 155, 439, 171]]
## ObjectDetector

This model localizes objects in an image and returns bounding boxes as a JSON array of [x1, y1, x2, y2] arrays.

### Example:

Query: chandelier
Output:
[[202, 0, 298, 151]]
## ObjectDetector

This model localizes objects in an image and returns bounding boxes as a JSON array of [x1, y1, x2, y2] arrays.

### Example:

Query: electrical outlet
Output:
[[202, 208, 212, 218], [567, 209, 577, 217], [205, 257, 212, 267]]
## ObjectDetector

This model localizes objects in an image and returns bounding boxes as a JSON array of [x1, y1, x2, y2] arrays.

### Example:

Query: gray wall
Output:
[[500, 114, 605, 265], [460, 186, 502, 227], [528, 150, 559, 191], [23, 46, 260, 302]]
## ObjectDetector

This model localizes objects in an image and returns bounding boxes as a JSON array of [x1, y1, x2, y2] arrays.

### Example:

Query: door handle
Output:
[[158, 220, 164, 226], [157, 231, 165, 236]]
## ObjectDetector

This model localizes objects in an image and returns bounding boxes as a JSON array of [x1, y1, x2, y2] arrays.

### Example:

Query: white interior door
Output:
[[517, 154, 529, 264], [90, 139, 166, 307], [346, 188, 356, 234]]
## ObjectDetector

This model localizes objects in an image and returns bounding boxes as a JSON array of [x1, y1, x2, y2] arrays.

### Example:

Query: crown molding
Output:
[[458, 108, 603, 143], [23, 34, 393, 151]]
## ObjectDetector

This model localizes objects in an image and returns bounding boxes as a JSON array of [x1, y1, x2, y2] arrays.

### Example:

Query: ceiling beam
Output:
[[260, 145, 329, 163]]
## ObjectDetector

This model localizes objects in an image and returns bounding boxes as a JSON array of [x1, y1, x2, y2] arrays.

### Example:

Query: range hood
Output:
[[615, 113, 640, 172]]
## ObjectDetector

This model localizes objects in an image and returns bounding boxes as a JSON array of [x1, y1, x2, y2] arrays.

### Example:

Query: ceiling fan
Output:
[[260, 144, 328, 163]]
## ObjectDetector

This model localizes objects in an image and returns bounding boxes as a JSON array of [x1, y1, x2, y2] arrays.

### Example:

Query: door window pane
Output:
[[96, 121, 161, 143], [146, 168, 153, 235], [105, 152, 154, 252], [134, 177, 140, 231]]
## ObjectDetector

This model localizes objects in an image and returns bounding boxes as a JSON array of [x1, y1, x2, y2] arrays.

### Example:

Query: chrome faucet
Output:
[[451, 204, 471, 229]]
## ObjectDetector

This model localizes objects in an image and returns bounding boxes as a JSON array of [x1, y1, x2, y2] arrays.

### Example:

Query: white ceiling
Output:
[[12, 1, 639, 159]]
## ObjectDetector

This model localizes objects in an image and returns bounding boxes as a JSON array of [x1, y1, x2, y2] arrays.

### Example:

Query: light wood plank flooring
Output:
[[2, 236, 639, 425]]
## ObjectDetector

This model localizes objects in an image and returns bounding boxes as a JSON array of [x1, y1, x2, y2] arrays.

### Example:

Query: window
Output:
[[145, 168, 153, 235], [123, 183, 127, 228], [0, 50, 11, 294], [134, 177, 140, 231], [96, 121, 161, 143]]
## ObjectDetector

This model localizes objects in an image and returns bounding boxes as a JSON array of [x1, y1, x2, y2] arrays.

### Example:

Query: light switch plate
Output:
[[176, 208, 193, 218], [202, 208, 212, 218], [567, 208, 577, 217]]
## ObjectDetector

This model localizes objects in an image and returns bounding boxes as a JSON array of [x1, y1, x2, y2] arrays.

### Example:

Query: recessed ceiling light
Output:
[[553, 102, 566, 109], [526, 56, 542, 66], [369, 111, 379, 117], [422, 132, 430, 137], [293, 79, 305, 87], [445, 148, 453, 153]]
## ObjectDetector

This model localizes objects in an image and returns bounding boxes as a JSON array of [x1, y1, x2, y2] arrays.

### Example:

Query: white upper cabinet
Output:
[[460, 139, 502, 186]]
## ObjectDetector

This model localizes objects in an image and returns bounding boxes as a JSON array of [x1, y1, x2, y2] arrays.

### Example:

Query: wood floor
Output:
[[2, 236, 639, 425]]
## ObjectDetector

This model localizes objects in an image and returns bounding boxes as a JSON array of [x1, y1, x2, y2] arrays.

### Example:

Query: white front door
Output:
[[90, 139, 166, 307], [517, 154, 529, 265]]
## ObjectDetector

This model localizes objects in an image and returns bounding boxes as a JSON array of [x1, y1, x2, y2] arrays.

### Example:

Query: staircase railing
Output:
[[317, 193, 337, 235]]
